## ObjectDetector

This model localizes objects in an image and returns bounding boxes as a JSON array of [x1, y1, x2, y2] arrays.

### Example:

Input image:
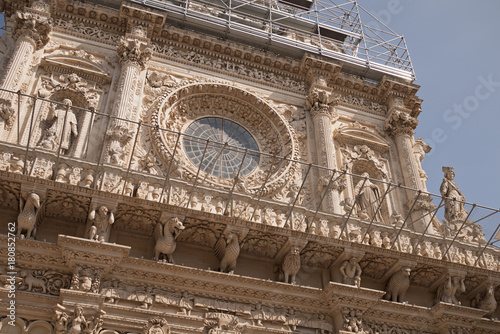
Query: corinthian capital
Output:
[[117, 38, 152, 70], [13, 8, 52, 50], [306, 89, 340, 120], [384, 109, 418, 138]]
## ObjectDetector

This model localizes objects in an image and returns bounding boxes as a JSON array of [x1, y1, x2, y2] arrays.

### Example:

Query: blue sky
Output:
[[359, 0, 500, 215]]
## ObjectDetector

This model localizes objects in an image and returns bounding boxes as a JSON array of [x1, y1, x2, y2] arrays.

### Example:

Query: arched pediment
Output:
[[41, 53, 112, 85], [334, 121, 390, 152]]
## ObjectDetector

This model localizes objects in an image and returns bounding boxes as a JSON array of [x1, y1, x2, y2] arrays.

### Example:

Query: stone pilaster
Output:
[[384, 98, 435, 234], [0, 0, 52, 132], [106, 36, 152, 165]]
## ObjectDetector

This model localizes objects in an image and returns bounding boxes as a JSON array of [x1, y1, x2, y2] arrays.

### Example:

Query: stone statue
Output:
[[436, 275, 465, 305], [214, 231, 241, 274], [440, 167, 467, 222], [475, 283, 497, 320], [17, 192, 41, 239], [340, 257, 362, 288], [68, 305, 86, 334], [354, 173, 383, 223], [45, 99, 78, 154], [282, 246, 301, 284], [384, 267, 411, 303], [153, 217, 185, 263], [87, 206, 115, 242]]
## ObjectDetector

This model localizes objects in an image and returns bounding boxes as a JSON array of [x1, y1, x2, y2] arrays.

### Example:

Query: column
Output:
[[106, 36, 152, 165], [306, 71, 343, 214], [385, 100, 435, 234], [0, 1, 52, 133]]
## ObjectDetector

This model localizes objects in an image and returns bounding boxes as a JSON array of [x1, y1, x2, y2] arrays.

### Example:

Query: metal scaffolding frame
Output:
[[3, 92, 500, 263], [125, 0, 415, 81]]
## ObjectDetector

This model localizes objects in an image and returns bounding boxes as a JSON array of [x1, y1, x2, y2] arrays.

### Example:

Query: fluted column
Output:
[[307, 85, 343, 214], [106, 36, 152, 165], [385, 100, 435, 234], [0, 1, 51, 132]]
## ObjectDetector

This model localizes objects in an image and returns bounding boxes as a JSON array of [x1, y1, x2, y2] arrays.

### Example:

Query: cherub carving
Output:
[[384, 267, 411, 303], [214, 231, 241, 274], [86, 205, 114, 242], [17, 192, 42, 239], [340, 257, 362, 288], [153, 217, 185, 263], [436, 275, 465, 305], [282, 246, 301, 284]]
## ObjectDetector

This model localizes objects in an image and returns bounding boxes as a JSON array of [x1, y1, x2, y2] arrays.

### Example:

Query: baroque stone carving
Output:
[[436, 275, 466, 305], [38, 73, 100, 108], [306, 88, 340, 119], [354, 173, 383, 223], [440, 167, 467, 223], [341, 308, 364, 333], [384, 267, 411, 303], [143, 318, 170, 334], [153, 217, 185, 263], [214, 231, 241, 274], [340, 257, 362, 288], [13, 5, 52, 50], [38, 99, 78, 153], [19, 269, 71, 295], [384, 110, 418, 138], [117, 38, 152, 70], [472, 283, 497, 320], [70, 266, 101, 293], [17, 192, 42, 239], [86, 206, 115, 242], [54, 304, 104, 334], [281, 246, 301, 284]]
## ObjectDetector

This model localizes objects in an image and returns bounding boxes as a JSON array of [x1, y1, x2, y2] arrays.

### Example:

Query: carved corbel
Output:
[[117, 37, 153, 70]]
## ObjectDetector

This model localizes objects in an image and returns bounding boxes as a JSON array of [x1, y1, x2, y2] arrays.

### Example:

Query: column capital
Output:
[[13, 1, 52, 50], [117, 37, 152, 70], [306, 88, 340, 120], [384, 109, 418, 138]]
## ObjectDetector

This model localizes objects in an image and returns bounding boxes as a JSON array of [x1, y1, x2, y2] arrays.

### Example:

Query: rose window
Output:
[[183, 117, 260, 179]]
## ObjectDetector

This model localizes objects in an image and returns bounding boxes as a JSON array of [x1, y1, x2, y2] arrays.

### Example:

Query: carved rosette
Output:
[[384, 109, 418, 138], [143, 318, 170, 334], [117, 38, 152, 70], [150, 83, 300, 196]]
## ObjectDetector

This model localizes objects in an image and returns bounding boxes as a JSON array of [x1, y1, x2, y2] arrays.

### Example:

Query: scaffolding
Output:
[[121, 0, 415, 81], [2, 91, 499, 268]]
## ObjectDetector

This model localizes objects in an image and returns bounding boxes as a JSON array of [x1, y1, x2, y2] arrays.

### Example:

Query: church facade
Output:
[[0, 0, 499, 333]]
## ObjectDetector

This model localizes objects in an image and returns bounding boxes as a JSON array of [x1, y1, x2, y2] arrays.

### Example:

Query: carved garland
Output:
[[150, 83, 300, 196]]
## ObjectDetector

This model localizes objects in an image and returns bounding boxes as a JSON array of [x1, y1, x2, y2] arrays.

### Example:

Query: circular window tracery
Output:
[[183, 117, 260, 179]]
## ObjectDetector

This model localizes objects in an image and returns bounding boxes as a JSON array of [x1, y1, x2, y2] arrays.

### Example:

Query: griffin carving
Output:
[[153, 217, 185, 263], [214, 231, 241, 274], [17, 192, 42, 239]]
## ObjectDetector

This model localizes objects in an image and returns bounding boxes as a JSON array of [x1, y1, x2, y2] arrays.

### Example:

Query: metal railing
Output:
[[1, 91, 499, 268]]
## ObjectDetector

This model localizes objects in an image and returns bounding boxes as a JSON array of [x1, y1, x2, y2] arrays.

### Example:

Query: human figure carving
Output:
[[440, 167, 467, 222], [45, 99, 78, 154], [87, 206, 114, 242], [68, 305, 86, 334], [214, 231, 240, 274], [17, 192, 41, 239], [436, 275, 465, 305], [354, 173, 383, 223], [340, 257, 362, 288], [282, 246, 301, 284], [384, 267, 411, 303], [153, 217, 185, 263]]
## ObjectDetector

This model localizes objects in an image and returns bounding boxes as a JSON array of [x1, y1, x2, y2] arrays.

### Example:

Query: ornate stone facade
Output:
[[0, 1, 498, 334]]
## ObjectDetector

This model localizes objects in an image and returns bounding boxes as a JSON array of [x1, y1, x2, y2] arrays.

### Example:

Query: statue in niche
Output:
[[340, 257, 362, 288], [384, 267, 411, 303], [440, 167, 467, 222], [281, 246, 301, 284], [42, 99, 78, 154], [153, 217, 185, 263], [435, 275, 466, 305], [86, 205, 115, 242], [214, 231, 241, 274], [354, 173, 384, 223]]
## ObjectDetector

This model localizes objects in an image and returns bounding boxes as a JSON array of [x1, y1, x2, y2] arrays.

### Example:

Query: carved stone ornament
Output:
[[13, 2, 52, 50], [153, 217, 185, 263], [214, 230, 241, 274], [54, 304, 105, 334], [282, 245, 301, 284], [306, 88, 340, 120], [143, 318, 170, 334], [117, 37, 152, 69], [340, 257, 362, 288], [38, 72, 100, 108], [19, 268, 71, 295], [150, 83, 300, 196], [384, 266, 411, 303], [384, 109, 418, 138], [16, 192, 42, 239], [435, 275, 466, 305]]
